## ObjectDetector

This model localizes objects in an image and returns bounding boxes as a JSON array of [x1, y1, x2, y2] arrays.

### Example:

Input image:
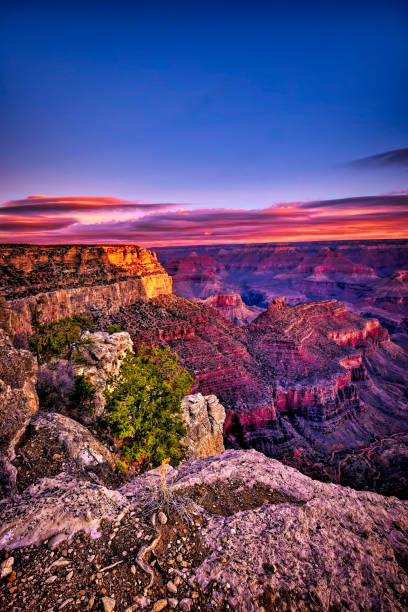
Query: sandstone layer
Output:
[[0, 245, 172, 337]]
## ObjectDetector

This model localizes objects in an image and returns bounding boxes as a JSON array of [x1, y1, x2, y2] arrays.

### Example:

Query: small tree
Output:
[[104, 345, 193, 468], [28, 314, 94, 363], [107, 323, 122, 334], [70, 374, 96, 414]]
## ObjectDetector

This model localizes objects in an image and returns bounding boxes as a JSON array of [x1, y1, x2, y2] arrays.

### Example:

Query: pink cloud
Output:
[[1, 194, 407, 245]]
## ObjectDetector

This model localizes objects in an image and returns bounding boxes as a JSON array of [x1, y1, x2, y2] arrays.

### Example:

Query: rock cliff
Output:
[[182, 393, 225, 459], [0, 245, 172, 337]]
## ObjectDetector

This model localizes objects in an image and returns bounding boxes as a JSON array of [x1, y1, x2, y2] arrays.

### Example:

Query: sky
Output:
[[1, 0, 408, 245]]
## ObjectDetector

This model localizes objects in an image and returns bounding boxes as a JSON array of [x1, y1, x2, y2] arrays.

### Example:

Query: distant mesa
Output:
[[201, 293, 262, 325]]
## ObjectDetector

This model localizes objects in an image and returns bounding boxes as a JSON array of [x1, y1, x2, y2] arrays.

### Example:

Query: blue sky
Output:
[[1, 1, 407, 243]]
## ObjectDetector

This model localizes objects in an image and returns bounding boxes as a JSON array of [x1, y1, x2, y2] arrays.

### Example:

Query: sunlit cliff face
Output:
[[0, 193, 407, 245]]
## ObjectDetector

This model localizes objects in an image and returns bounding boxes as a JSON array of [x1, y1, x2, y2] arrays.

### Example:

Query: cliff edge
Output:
[[0, 245, 172, 337]]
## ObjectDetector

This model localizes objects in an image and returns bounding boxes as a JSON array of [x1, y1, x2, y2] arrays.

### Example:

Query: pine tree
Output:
[[104, 344, 193, 468]]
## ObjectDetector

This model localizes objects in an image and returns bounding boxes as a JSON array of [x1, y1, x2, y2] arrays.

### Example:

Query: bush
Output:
[[104, 344, 193, 468], [28, 314, 94, 362], [73, 354, 90, 365], [70, 374, 96, 414], [115, 459, 128, 474], [37, 363, 75, 412], [107, 324, 122, 334]]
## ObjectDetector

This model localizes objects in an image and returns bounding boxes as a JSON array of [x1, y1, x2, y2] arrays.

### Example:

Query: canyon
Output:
[[156, 239, 408, 340], [1, 242, 408, 610], [1, 243, 408, 498]]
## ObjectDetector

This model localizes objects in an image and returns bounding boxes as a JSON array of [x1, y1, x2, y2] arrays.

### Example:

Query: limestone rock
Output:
[[0, 471, 127, 550], [172, 450, 408, 612], [182, 393, 225, 459], [0, 330, 38, 452], [0, 449, 407, 610], [72, 331, 133, 418], [13, 412, 118, 488]]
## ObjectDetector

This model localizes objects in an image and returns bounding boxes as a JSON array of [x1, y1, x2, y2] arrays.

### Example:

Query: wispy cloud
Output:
[[347, 148, 408, 170], [301, 194, 408, 210], [1, 194, 407, 245], [0, 195, 186, 217]]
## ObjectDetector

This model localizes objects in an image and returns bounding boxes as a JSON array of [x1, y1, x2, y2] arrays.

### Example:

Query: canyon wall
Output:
[[0, 245, 172, 337]]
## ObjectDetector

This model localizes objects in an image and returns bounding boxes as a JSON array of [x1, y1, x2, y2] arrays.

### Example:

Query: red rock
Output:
[[200, 293, 262, 325], [0, 245, 171, 337]]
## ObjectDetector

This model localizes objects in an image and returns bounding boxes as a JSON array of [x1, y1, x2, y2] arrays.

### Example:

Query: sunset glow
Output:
[[1, 193, 407, 245]]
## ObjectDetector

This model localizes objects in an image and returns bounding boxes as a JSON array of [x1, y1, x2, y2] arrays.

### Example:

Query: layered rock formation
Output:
[[156, 239, 408, 337], [1, 242, 408, 497], [0, 450, 407, 611], [200, 293, 262, 325], [99, 293, 408, 496], [358, 269, 408, 337], [0, 245, 172, 337]]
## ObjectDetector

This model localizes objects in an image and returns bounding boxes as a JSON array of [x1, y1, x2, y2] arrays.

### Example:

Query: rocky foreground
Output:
[[0, 450, 407, 611]]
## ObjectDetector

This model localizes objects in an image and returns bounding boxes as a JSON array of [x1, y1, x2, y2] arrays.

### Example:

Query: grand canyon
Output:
[[1, 241, 408, 610], [3, 242, 407, 496], [2, 2, 408, 609]]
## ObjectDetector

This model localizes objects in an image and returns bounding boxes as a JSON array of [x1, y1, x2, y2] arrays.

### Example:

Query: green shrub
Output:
[[115, 459, 128, 474], [70, 374, 95, 414], [73, 354, 89, 365], [104, 344, 193, 468], [107, 323, 122, 334], [28, 314, 94, 362]]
